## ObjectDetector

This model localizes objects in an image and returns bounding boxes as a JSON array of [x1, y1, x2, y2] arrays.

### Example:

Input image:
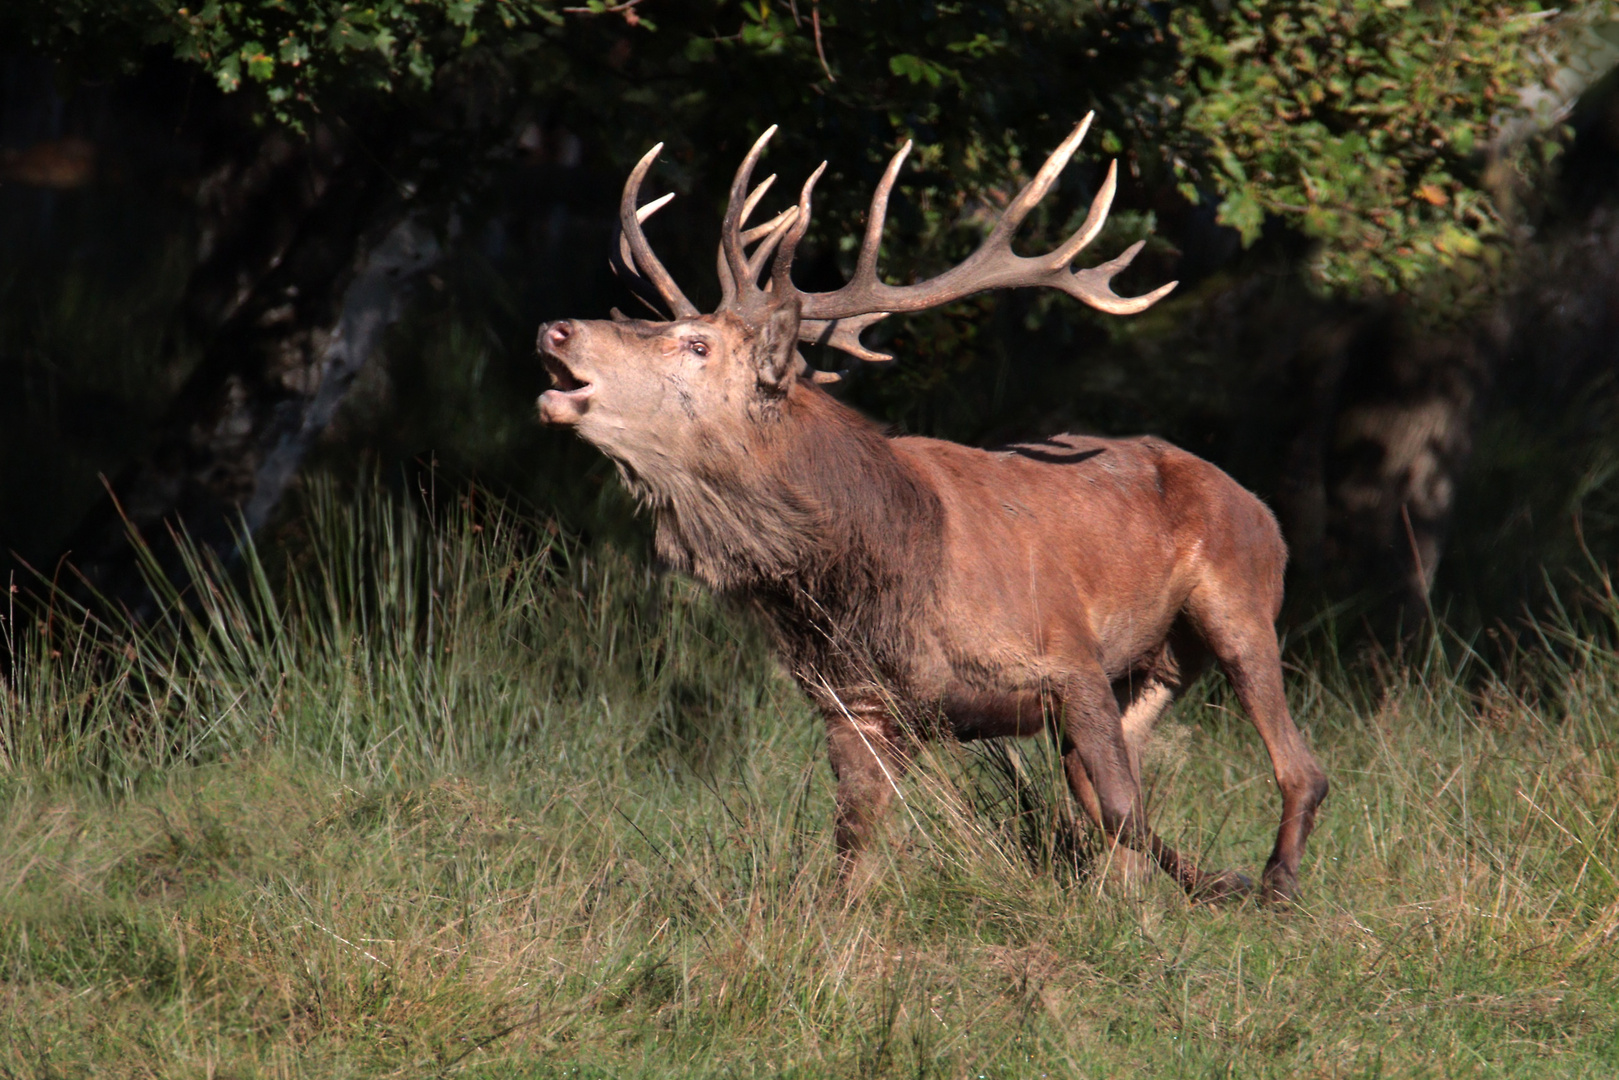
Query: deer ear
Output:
[[754, 299, 803, 394]]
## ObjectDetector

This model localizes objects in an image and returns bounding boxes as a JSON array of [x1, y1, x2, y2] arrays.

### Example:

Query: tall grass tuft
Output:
[[1, 477, 798, 793]]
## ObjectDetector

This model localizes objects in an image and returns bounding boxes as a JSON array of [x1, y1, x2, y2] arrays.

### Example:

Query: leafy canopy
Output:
[[9, 0, 1612, 303], [1170, 1, 1611, 294], [11, 1, 576, 125]]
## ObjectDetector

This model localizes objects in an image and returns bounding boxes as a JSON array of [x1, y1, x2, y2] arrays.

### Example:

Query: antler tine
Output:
[[1065, 240, 1178, 314], [612, 192, 678, 316], [635, 191, 675, 223], [718, 126, 779, 309], [716, 204, 797, 306], [744, 207, 800, 285], [982, 113, 1093, 249], [770, 161, 827, 296], [739, 174, 777, 230], [852, 141, 911, 285], [773, 157, 892, 368], [614, 192, 673, 278], [615, 143, 700, 319], [1049, 158, 1116, 267], [715, 175, 784, 298], [742, 206, 797, 246], [716, 176, 786, 299], [800, 311, 892, 363]]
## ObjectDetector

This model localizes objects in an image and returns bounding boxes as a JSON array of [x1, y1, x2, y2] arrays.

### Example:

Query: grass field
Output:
[[2, 483, 1617, 1078]]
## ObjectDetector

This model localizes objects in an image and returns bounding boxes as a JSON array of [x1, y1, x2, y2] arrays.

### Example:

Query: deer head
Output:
[[536, 114, 1175, 473]]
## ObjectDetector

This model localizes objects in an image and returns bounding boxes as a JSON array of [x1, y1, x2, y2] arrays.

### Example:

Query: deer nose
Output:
[[539, 320, 573, 353]]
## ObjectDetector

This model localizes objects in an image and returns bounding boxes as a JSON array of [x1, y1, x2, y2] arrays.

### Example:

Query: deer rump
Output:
[[537, 117, 1328, 903]]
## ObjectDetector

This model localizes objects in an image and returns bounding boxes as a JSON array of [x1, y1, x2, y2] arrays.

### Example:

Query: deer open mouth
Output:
[[538, 355, 595, 424]]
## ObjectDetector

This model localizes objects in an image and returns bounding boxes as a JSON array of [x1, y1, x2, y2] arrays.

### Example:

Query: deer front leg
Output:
[[823, 698, 912, 886], [1056, 669, 1251, 902], [1069, 679, 1173, 888]]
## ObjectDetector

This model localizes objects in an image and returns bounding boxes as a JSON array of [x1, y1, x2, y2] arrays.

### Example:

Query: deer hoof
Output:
[[1260, 865, 1301, 905], [1190, 869, 1253, 904]]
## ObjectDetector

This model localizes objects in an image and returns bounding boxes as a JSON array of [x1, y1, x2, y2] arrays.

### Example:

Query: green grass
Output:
[[2, 482, 1618, 1078]]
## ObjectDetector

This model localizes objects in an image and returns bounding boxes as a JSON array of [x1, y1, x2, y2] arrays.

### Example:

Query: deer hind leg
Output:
[[1056, 663, 1251, 901], [822, 696, 913, 887], [1189, 590, 1329, 903]]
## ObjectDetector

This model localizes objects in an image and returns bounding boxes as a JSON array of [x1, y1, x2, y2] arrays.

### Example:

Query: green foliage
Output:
[[1170, 1, 1599, 296], [164, 0, 572, 119], [698, 2, 1616, 307], [11, 0, 1614, 301], [11, 0, 578, 127]]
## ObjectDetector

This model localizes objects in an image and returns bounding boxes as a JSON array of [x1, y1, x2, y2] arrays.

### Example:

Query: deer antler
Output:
[[714, 126, 811, 317], [772, 112, 1177, 364], [616, 115, 1174, 367], [610, 143, 700, 320]]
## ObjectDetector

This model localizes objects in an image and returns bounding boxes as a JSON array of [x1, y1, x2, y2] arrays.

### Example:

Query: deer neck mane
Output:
[[627, 382, 943, 603]]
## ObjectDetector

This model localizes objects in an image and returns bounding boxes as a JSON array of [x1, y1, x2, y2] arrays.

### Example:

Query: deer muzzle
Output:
[[537, 320, 596, 425]]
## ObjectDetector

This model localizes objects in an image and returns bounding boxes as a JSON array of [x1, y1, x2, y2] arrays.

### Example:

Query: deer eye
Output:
[[688, 340, 710, 358]]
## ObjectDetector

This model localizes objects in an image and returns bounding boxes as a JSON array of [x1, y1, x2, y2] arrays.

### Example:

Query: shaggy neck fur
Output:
[[617, 381, 945, 689]]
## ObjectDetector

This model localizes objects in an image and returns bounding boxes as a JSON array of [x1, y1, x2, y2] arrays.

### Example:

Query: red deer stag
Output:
[[536, 116, 1328, 902]]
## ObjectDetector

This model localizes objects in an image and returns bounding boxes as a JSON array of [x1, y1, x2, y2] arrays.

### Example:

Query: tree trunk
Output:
[[1271, 306, 1486, 634], [1322, 327, 1484, 626]]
